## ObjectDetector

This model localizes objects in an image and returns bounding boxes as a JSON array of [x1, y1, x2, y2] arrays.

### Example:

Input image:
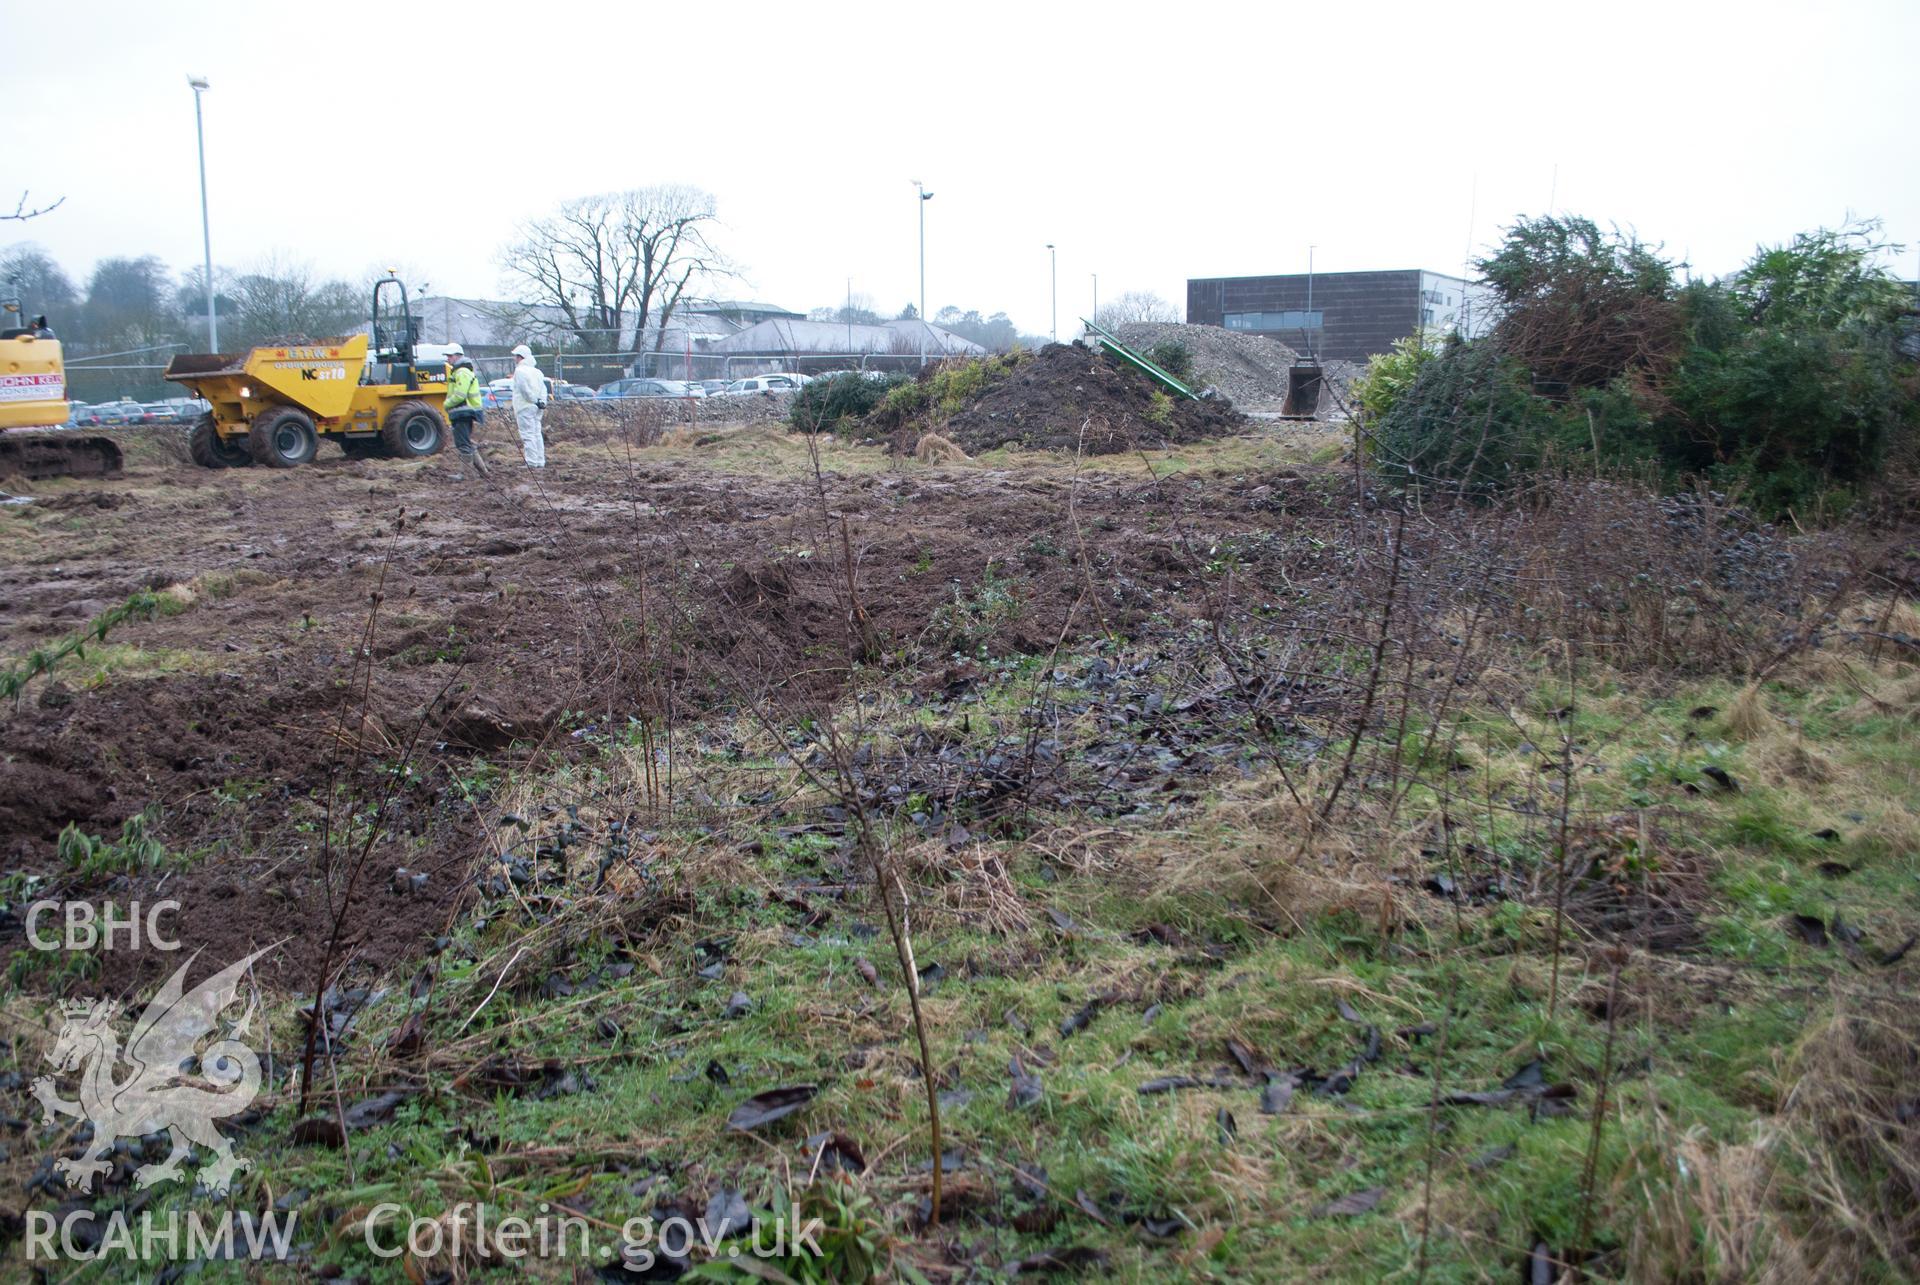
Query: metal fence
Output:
[[63, 363, 177, 405], [52, 334, 959, 408], [535, 348, 942, 386]]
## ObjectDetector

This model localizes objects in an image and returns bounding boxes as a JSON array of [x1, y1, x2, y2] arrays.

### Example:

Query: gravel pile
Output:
[[1113, 322, 1363, 418]]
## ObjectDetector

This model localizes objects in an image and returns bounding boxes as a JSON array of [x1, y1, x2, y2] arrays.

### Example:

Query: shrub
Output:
[[1353, 335, 1438, 424], [928, 570, 1022, 656], [1661, 227, 1920, 515], [1367, 338, 1565, 493], [1370, 216, 1920, 515], [789, 373, 910, 434], [1144, 389, 1174, 427], [868, 352, 1027, 432], [930, 359, 990, 416], [1145, 340, 1194, 384], [1477, 215, 1681, 395], [883, 379, 931, 418]]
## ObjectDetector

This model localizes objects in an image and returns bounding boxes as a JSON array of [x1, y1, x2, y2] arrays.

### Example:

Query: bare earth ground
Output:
[[0, 421, 1343, 994]]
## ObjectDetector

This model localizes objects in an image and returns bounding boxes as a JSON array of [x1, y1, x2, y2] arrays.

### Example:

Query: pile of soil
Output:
[[892, 343, 1245, 456], [1114, 322, 1363, 417]]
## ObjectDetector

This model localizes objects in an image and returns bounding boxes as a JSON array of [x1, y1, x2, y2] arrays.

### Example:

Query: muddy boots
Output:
[[454, 447, 490, 481]]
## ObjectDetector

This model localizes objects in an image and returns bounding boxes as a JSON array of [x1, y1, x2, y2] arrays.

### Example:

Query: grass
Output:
[[8, 640, 1909, 1281], [48, 641, 220, 688]]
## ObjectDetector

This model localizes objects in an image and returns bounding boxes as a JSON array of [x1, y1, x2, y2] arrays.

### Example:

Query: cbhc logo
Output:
[[24, 901, 181, 952]]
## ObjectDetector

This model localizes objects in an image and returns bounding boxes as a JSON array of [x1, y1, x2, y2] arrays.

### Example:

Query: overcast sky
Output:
[[5, 0, 1916, 337]]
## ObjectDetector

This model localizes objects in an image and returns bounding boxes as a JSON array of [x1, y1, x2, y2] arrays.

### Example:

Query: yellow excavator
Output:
[[0, 297, 124, 480], [165, 273, 449, 468]]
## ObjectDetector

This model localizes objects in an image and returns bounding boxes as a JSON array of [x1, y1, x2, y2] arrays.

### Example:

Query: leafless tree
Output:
[[500, 186, 730, 354], [4, 192, 64, 222], [222, 253, 362, 346], [1094, 289, 1179, 327], [808, 292, 879, 325]]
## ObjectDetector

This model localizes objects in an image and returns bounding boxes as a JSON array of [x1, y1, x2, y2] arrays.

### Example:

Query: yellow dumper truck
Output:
[[164, 275, 449, 469]]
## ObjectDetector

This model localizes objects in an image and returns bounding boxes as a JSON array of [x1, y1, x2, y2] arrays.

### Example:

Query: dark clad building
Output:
[[1187, 269, 1479, 363]]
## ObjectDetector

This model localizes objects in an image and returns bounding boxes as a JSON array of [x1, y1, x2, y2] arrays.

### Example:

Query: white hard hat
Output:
[[444, 342, 465, 356], [511, 344, 533, 359]]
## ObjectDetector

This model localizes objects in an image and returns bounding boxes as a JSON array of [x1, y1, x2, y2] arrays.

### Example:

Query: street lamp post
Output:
[[188, 75, 216, 352], [1045, 243, 1056, 342], [1305, 244, 1316, 360], [912, 179, 933, 364]]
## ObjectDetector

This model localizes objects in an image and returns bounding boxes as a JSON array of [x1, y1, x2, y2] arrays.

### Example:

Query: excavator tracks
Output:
[[0, 431, 126, 481]]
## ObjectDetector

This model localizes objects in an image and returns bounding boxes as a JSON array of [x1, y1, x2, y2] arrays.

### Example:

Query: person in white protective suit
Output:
[[509, 343, 548, 468]]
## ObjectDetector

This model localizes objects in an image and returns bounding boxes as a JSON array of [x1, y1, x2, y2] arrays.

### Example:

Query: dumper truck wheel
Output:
[[188, 414, 252, 469], [382, 401, 446, 459], [249, 407, 319, 468]]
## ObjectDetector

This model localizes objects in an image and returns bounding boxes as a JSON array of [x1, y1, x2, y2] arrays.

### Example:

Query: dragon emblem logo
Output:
[[31, 947, 273, 1195]]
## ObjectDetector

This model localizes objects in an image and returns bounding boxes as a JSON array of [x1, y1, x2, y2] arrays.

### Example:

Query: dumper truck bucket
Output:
[[165, 334, 369, 420], [1282, 362, 1323, 417], [165, 353, 247, 379]]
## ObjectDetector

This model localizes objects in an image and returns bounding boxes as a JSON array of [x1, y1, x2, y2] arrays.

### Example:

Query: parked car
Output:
[[598, 378, 702, 400], [64, 402, 93, 426], [142, 402, 184, 425], [159, 397, 209, 424], [85, 401, 144, 425], [717, 374, 808, 396], [695, 380, 731, 396], [481, 385, 513, 409], [813, 369, 896, 384], [551, 381, 599, 402]]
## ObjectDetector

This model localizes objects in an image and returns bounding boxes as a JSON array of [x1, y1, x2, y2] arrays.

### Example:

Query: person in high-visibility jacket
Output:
[[441, 343, 488, 479], [509, 343, 548, 468]]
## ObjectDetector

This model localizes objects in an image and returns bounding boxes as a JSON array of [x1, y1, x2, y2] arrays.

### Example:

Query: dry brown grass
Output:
[[1126, 770, 1420, 939], [1630, 992, 1920, 1280], [1861, 598, 1920, 645], [1719, 694, 1844, 790], [1851, 804, 1920, 866], [1773, 995, 1920, 1278], [900, 836, 1029, 935], [913, 433, 971, 465], [1754, 735, 1837, 787], [1624, 1114, 1810, 1283], [1843, 670, 1920, 725], [1725, 682, 1781, 742]]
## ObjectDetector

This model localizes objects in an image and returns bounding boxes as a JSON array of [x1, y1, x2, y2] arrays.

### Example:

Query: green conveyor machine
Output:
[[1080, 318, 1200, 400]]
